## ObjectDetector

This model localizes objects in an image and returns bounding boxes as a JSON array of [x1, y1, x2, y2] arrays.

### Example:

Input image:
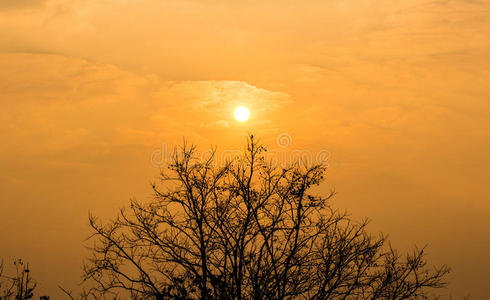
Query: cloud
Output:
[[153, 80, 291, 130], [0, 0, 489, 84], [0, 52, 292, 165]]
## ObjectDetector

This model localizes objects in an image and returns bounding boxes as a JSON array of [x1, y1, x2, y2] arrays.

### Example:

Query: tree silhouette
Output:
[[83, 135, 449, 299], [0, 259, 36, 300]]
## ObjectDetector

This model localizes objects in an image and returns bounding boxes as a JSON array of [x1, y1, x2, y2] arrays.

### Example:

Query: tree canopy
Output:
[[83, 135, 449, 299]]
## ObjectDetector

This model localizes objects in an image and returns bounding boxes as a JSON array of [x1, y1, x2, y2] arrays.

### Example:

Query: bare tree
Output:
[[0, 259, 36, 300], [83, 135, 449, 299]]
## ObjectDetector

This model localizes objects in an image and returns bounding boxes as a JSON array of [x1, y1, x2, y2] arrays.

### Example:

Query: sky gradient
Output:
[[1, 0, 490, 298]]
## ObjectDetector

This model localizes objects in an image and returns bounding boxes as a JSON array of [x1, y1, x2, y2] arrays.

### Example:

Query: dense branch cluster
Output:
[[83, 136, 449, 299]]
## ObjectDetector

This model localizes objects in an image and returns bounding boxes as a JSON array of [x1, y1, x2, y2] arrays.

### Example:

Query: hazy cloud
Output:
[[0, 52, 291, 164]]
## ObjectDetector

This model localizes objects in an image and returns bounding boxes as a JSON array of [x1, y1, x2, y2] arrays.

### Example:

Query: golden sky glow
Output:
[[1, 0, 490, 298]]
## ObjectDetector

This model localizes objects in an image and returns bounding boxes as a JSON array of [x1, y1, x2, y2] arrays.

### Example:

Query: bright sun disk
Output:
[[234, 106, 250, 122]]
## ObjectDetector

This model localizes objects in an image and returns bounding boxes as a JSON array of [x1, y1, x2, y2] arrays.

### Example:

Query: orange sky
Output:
[[1, 0, 490, 298]]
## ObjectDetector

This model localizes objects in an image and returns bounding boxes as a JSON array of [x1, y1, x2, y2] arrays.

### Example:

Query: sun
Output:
[[234, 106, 250, 122]]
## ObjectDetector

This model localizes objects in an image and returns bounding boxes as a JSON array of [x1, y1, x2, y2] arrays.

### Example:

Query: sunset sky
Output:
[[1, 0, 490, 298]]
